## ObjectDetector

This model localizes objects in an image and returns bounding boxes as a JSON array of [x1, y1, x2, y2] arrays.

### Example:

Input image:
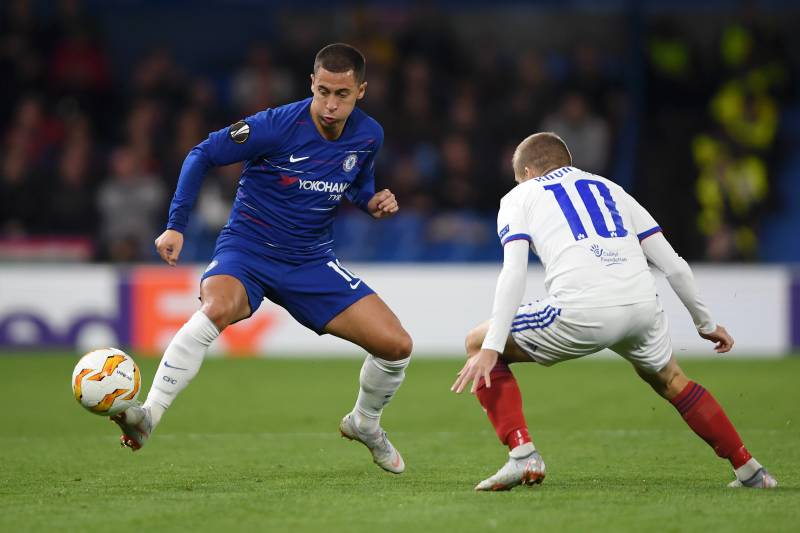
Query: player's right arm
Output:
[[626, 193, 734, 353], [156, 111, 280, 265]]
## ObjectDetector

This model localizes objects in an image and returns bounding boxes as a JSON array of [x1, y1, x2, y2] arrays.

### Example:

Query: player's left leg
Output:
[[635, 356, 777, 488], [464, 320, 546, 490], [465, 320, 534, 450], [324, 293, 412, 474], [464, 303, 608, 490], [270, 257, 410, 473]]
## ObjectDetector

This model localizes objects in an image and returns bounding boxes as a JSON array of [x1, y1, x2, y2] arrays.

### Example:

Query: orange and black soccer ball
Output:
[[72, 348, 140, 416]]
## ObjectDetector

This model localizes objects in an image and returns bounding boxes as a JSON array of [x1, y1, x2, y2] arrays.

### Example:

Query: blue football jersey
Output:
[[167, 98, 383, 260]]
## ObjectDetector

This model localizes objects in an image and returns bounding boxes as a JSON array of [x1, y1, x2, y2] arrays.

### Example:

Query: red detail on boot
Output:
[[670, 381, 752, 469], [475, 361, 531, 451]]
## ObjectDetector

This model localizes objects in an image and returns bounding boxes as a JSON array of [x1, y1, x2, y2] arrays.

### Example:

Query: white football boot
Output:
[[111, 403, 153, 451], [339, 412, 405, 474], [727, 468, 778, 489], [475, 448, 546, 491]]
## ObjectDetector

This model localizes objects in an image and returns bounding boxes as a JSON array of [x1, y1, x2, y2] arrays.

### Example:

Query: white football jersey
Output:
[[497, 166, 662, 308]]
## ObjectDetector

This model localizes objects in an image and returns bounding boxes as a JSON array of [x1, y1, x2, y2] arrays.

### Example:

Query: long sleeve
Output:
[[166, 145, 214, 232], [345, 125, 383, 214], [640, 232, 716, 334], [481, 239, 530, 352], [166, 110, 281, 232]]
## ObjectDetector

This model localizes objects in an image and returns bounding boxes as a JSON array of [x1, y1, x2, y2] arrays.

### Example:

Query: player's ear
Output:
[[357, 81, 367, 100], [524, 166, 534, 179], [310, 73, 315, 93]]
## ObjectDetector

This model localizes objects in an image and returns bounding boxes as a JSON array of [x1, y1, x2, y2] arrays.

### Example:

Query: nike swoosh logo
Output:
[[164, 361, 188, 371], [289, 154, 309, 163], [349, 280, 362, 290]]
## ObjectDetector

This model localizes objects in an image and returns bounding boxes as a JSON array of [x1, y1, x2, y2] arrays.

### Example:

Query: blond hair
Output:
[[512, 132, 572, 177]]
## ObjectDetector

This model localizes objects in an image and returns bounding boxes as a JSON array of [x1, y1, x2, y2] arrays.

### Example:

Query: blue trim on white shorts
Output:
[[511, 306, 561, 332]]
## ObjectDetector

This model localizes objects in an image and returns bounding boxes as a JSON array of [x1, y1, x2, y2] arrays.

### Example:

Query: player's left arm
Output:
[[345, 126, 397, 218], [453, 198, 531, 393], [452, 239, 529, 393]]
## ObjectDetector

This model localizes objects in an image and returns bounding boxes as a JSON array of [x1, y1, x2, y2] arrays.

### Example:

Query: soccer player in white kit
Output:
[[451, 132, 777, 491]]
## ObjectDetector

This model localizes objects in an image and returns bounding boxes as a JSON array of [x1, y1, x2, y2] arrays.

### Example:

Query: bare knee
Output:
[[397, 332, 413, 359], [660, 366, 689, 400], [200, 297, 243, 332], [373, 330, 413, 361], [465, 324, 487, 357], [637, 357, 689, 400], [200, 276, 249, 331]]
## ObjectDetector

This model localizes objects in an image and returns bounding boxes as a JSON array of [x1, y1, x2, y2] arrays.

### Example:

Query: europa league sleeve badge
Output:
[[229, 120, 250, 144]]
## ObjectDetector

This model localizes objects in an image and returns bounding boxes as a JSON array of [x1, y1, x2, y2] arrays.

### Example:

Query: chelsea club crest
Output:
[[343, 153, 358, 172]]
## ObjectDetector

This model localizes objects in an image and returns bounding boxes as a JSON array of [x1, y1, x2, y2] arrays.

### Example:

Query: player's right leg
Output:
[[464, 320, 547, 491], [113, 274, 251, 450], [634, 355, 777, 488], [613, 300, 776, 487], [611, 300, 776, 488]]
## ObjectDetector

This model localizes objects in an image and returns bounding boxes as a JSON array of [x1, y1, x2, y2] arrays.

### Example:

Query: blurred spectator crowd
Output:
[[0, 0, 796, 263], [641, 7, 794, 261]]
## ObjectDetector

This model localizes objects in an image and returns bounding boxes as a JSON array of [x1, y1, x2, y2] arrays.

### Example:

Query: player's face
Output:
[[310, 67, 366, 138]]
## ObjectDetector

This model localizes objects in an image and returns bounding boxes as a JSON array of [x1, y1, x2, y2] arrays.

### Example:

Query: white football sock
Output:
[[735, 457, 763, 481], [353, 355, 410, 433], [143, 311, 219, 428], [510, 442, 536, 459]]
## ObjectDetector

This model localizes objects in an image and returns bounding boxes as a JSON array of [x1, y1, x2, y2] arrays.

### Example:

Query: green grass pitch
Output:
[[1, 354, 798, 532]]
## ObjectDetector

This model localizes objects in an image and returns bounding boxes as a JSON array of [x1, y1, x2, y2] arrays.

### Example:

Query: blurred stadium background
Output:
[[0, 0, 798, 357]]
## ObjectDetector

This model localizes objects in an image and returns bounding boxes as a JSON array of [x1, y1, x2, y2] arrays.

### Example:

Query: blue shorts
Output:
[[201, 241, 374, 334]]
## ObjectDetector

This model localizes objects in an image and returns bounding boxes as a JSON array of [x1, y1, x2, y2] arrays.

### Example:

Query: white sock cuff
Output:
[[370, 355, 410, 372], [735, 457, 763, 481], [354, 407, 379, 421], [188, 310, 220, 345], [509, 442, 536, 459]]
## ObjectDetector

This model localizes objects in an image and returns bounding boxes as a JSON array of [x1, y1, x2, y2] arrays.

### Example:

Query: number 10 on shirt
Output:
[[543, 179, 628, 240]]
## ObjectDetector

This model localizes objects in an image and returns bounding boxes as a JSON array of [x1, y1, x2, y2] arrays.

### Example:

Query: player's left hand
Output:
[[451, 349, 499, 394], [367, 189, 399, 219]]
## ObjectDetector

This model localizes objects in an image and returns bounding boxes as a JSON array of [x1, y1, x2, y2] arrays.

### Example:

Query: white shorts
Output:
[[510, 298, 672, 373]]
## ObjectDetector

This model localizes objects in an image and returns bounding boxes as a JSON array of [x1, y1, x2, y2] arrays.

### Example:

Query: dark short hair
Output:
[[314, 43, 366, 83], [513, 132, 572, 177]]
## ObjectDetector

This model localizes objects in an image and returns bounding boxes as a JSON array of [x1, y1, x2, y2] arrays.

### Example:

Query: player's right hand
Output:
[[154, 229, 184, 266], [699, 325, 734, 354]]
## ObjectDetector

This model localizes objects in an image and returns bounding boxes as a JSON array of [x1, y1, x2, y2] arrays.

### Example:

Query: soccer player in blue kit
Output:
[[112, 44, 412, 474]]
